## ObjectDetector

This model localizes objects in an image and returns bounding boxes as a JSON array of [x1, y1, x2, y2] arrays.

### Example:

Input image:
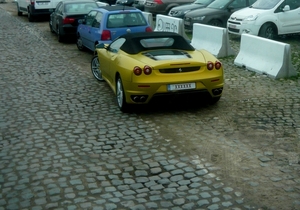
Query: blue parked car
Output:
[[76, 6, 153, 51]]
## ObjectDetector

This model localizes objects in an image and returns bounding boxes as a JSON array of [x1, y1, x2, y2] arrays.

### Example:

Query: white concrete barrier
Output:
[[142, 12, 154, 30], [234, 34, 297, 79], [154, 15, 189, 40], [191, 23, 235, 58]]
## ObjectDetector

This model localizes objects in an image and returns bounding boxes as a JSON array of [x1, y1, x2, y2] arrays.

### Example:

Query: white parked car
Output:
[[227, 0, 300, 39], [16, 0, 61, 22]]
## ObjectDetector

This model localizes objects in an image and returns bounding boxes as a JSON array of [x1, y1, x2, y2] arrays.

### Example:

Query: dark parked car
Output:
[[133, 0, 146, 11], [184, 0, 257, 30], [168, 0, 214, 19], [144, 0, 195, 16], [49, 0, 99, 42], [116, 0, 134, 6]]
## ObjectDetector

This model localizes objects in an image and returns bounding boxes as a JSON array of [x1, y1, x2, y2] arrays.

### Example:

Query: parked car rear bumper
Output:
[[28, 5, 54, 16]]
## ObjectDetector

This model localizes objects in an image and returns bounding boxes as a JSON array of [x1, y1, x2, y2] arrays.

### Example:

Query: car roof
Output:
[[118, 32, 195, 54], [92, 5, 138, 12], [62, 0, 97, 3]]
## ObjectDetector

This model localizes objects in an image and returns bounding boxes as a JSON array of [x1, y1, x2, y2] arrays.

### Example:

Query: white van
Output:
[[16, 0, 61, 22], [227, 0, 300, 39]]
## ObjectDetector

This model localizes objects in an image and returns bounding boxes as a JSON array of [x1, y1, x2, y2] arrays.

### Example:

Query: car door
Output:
[[101, 38, 126, 85], [276, 0, 300, 34], [51, 2, 63, 33], [89, 12, 103, 51], [79, 10, 98, 50]]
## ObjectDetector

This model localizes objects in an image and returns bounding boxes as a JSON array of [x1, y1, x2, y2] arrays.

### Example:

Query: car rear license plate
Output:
[[168, 83, 196, 91], [145, 2, 152, 6]]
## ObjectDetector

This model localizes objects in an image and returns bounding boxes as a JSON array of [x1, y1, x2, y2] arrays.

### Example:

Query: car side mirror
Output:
[[282, 5, 290, 12]]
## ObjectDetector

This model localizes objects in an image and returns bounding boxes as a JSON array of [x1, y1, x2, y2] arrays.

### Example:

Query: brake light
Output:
[[145, 27, 152, 32], [215, 61, 222, 70], [63, 17, 75, 24], [207, 61, 214, 70], [143, 65, 152, 75], [133, 66, 142, 76], [154, 0, 163, 4], [101, 30, 111, 40]]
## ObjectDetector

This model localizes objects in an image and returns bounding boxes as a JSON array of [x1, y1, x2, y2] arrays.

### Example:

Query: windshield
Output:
[[250, 0, 281, 9], [207, 0, 231, 9], [194, 0, 213, 5]]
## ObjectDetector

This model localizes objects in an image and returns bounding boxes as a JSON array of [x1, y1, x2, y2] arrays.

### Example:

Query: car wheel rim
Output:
[[116, 79, 123, 108], [91, 57, 103, 81], [266, 27, 274, 39]]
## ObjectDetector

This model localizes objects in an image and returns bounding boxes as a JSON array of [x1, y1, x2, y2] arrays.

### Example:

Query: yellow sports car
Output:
[[91, 32, 223, 112]]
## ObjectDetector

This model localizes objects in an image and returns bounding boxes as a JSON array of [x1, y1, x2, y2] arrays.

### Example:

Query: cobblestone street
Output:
[[0, 1, 300, 209]]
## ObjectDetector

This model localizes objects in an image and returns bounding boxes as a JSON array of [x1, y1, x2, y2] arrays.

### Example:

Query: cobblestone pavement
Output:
[[1, 1, 300, 210]]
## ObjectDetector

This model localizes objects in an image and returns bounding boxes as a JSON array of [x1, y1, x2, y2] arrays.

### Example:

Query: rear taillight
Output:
[[207, 61, 214, 70], [143, 65, 152, 75], [30, 0, 34, 5], [63, 18, 75, 24], [154, 0, 163, 4], [145, 27, 152, 32], [101, 30, 111, 40], [133, 66, 142, 76], [207, 61, 222, 70], [134, 65, 152, 76], [215, 61, 222, 70]]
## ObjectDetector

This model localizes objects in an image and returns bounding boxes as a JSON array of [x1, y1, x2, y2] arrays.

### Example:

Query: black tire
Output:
[[57, 26, 64, 42], [17, 4, 22, 16], [208, 19, 223, 27], [49, 22, 54, 33], [116, 76, 130, 112], [259, 23, 277, 39], [91, 56, 104, 81], [28, 11, 34, 22], [76, 35, 85, 51]]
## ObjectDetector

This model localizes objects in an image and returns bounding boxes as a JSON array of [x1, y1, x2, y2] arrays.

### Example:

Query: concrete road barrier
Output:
[[191, 23, 235, 58], [154, 14, 189, 40], [234, 34, 297, 79]]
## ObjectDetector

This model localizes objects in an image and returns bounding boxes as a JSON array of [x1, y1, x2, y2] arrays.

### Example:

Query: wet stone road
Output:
[[1, 2, 300, 210]]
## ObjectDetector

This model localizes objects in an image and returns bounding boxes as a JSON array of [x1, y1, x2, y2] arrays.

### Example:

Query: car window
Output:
[[207, 0, 232, 9], [194, 0, 213, 4], [140, 37, 174, 48], [109, 38, 126, 53], [249, 0, 256, 5], [107, 12, 147, 28], [285, 0, 300, 10], [251, 0, 281, 9], [86, 11, 98, 26], [65, 2, 98, 13], [229, 0, 247, 9], [55, 2, 62, 13], [56, 2, 63, 13], [92, 12, 103, 28]]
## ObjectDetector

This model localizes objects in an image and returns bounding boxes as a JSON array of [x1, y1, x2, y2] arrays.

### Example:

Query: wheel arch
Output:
[[208, 18, 225, 27], [259, 22, 278, 35]]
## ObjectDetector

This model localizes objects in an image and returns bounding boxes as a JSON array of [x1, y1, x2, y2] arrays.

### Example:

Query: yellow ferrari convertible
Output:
[[91, 32, 224, 112]]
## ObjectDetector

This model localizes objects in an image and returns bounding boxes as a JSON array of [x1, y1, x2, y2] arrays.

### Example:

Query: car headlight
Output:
[[244, 14, 258, 21], [192, 16, 205, 21]]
